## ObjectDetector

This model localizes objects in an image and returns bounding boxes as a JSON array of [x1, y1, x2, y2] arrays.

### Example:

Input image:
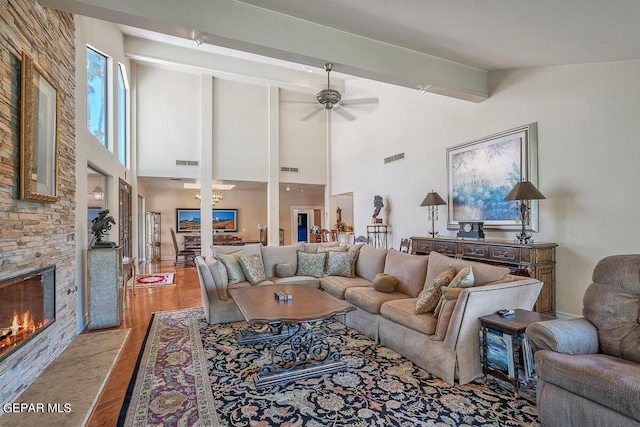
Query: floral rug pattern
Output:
[[120, 308, 539, 426], [134, 273, 175, 287]]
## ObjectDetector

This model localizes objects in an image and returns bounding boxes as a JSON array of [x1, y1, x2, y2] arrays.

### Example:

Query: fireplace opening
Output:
[[0, 265, 56, 362]]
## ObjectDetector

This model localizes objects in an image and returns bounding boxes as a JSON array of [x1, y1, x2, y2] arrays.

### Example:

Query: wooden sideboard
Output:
[[183, 234, 201, 253], [410, 236, 557, 315]]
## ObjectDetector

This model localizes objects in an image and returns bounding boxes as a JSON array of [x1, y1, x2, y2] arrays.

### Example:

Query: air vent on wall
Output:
[[175, 160, 199, 166], [384, 152, 405, 164], [281, 166, 299, 172]]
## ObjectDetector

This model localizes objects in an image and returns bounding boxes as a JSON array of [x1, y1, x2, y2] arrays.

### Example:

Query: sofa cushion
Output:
[[261, 243, 304, 277], [426, 251, 510, 285], [415, 266, 456, 314], [326, 250, 358, 277], [380, 298, 438, 335], [383, 249, 429, 297], [536, 351, 640, 422], [217, 251, 246, 285], [320, 276, 372, 299], [237, 254, 267, 285], [296, 250, 326, 278], [318, 243, 347, 253], [449, 266, 475, 288], [204, 256, 229, 299], [583, 282, 640, 363], [348, 243, 365, 252], [213, 243, 262, 258], [345, 287, 410, 314], [275, 263, 295, 278], [373, 273, 398, 293], [433, 287, 465, 340], [303, 242, 339, 253], [355, 245, 388, 282]]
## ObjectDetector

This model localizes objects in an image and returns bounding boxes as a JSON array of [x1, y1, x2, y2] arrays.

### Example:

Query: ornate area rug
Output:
[[134, 272, 175, 287], [119, 308, 538, 426]]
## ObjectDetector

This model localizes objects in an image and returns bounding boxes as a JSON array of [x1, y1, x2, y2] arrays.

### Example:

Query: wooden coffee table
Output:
[[230, 284, 354, 388]]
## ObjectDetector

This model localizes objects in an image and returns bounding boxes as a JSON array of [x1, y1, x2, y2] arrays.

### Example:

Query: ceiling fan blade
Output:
[[281, 99, 317, 104], [301, 107, 324, 121], [333, 106, 357, 121], [339, 97, 379, 106]]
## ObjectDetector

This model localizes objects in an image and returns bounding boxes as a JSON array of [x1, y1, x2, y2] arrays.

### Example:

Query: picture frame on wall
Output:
[[446, 123, 538, 230], [20, 52, 60, 203], [176, 209, 201, 233], [176, 208, 239, 232]]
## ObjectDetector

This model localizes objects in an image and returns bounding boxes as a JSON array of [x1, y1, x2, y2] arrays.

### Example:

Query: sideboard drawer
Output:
[[489, 246, 520, 263], [413, 240, 433, 253], [462, 244, 488, 258], [432, 241, 456, 255]]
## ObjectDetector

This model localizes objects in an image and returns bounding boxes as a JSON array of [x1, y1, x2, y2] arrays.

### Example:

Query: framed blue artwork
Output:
[[447, 123, 538, 231], [176, 208, 238, 232]]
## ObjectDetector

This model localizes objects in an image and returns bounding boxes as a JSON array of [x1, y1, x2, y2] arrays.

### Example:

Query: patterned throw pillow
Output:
[[275, 263, 295, 278], [296, 251, 327, 278], [449, 266, 475, 288], [325, 251, 359, 278], [415, 266, 456, 315], [237, 254, 267, 285], [373, 273, 398, 293], [217, 251, 246, 285]]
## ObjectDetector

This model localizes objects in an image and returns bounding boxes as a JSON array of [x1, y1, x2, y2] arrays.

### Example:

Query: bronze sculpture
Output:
[[91, 209, 116, 247]]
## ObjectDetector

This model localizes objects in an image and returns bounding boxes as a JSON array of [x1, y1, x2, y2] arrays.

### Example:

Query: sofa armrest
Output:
[[526, 318, 600, 355]]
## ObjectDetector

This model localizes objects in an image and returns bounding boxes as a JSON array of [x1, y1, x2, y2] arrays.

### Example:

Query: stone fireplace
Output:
[[0, 266, 56, 362]]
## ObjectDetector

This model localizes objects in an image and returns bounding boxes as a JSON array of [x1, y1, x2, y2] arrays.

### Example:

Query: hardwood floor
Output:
[[86, 260, 203, 427]]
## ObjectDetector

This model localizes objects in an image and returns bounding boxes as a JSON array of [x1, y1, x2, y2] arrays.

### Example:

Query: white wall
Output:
[[75, 16, 134, 330], [332, 60, 640, 316], [213, 78, 269, 181], [136, 64, 201, 178]]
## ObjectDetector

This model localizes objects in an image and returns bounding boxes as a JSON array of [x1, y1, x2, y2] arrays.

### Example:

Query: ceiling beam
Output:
[[41, 0, 488, 102]]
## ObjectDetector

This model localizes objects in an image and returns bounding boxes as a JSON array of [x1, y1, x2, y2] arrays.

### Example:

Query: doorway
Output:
[[118, 179, 132, 259], [297, 212, 309, 243]]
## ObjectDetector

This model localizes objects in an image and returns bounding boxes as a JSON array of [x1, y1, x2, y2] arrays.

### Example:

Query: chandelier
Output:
[[195, 190, 224, 206]]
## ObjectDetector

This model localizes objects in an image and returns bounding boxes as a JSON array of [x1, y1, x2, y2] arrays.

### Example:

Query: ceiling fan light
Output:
[[317, 88, 341, 109]]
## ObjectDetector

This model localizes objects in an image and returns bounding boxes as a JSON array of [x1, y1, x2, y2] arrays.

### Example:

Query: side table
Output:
[[479, 309, 555, 396]]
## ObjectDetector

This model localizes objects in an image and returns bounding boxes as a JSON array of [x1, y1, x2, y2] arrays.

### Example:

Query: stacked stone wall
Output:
[[0, 0, 77, 405]]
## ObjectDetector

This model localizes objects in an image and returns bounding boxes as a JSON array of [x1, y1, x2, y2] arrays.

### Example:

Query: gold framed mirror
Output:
[[20, 52, 59, 203]]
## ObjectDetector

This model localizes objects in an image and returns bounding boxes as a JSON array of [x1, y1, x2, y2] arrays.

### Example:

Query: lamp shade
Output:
[[420, 191, 447, 207], [504, 181, 545, 201]]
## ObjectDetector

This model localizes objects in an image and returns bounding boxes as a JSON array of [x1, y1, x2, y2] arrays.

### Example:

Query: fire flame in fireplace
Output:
[[1, 311, 46, 351]]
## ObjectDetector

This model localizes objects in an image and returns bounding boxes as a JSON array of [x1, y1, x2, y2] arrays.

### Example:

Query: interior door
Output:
[[119, 179, 132, 258]]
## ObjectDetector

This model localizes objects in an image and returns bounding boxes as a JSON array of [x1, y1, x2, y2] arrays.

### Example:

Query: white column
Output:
[[267, 86, 280, 245], [324, 109, 332, 229], [200, 75, 213, 256]]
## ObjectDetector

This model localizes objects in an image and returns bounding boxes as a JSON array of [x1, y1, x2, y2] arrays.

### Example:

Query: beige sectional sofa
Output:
[[195, 242, 543, 385]]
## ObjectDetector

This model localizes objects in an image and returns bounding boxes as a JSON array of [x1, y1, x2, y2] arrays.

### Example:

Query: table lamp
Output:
[[503, 181, 545, 244], [421, 191, 447, 237]]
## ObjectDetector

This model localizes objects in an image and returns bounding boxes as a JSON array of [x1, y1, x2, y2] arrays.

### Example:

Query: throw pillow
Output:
[[325, 250, 359, 277], [217, 250, 246, 284], [414, 266, 456, 315], [296, 250, 326, 278], [373, 273, 398, 293], [237, 254, 267, 285], [449, 266, 475, 288], [275, 263, 295, 278]]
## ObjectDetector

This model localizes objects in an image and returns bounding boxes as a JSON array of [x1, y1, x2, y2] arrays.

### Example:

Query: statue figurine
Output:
[[91, 209, 116, 247], [372, 195, 384, 223]]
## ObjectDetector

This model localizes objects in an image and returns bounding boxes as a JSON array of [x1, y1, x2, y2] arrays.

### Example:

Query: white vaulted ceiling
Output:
[[41, 0, 640, 103]]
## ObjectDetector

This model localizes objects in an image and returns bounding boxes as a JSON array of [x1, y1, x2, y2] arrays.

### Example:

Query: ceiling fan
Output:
[[287, 63, 379, 121]]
